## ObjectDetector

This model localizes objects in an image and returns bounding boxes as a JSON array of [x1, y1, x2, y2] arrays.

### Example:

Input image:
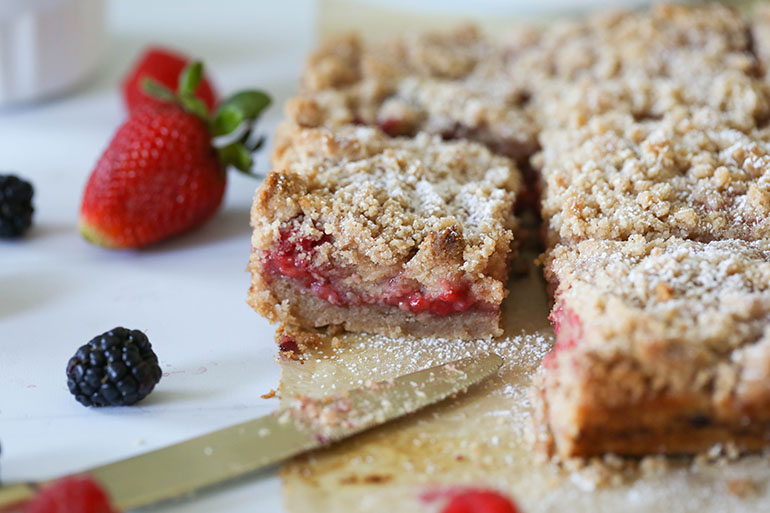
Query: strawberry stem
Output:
[[141, 60, 271, 176], [211, 90, 271, 175]]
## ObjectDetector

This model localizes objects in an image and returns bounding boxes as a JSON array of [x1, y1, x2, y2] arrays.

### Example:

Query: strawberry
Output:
[[24, 476, 117, 513], [122, 46, 218, 113], [440, 489, 521, 513], [80, 62, 270, 249]]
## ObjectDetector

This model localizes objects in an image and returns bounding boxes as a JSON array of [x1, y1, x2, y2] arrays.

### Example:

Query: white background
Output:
[[1, 1, 315, 511]]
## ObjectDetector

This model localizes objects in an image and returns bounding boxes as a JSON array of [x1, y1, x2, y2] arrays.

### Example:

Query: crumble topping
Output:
[[291, 4, 770, 167], [539, 111, 770, 246], [515, 4, 751, 82], [265, 0, 770, 482], [518, 4, 767, 131], [302, 25, 497, 92]]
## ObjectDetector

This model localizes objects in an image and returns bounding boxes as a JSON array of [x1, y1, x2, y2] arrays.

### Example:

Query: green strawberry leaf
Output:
[[217, 90, 271, 121], [178, 61, 204, 97], [141, 78, 177, 103], [218, 142, 253, 173], [211, 91, 271, 176], [210, 104, 245, 138]]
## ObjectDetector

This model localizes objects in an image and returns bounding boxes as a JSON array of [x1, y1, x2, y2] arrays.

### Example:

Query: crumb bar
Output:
[[538, 110, 770, 247], [534, 236, 770, 458], [517, 4, 767, 131], [284, 26, 538, 162], [248, 124, 521, 339]]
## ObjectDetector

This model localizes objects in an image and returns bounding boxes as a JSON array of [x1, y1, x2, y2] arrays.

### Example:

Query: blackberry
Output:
[[0, 174, 34, 238], [66, 327, 162, 407]]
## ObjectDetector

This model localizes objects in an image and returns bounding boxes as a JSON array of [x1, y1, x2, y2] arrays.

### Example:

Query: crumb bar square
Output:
[[538, 111, 770, 246], [284, 26, 538, 162], [534, 236, 770, 458], [248, 124, 521, 340], [521, 4, 767, 131]]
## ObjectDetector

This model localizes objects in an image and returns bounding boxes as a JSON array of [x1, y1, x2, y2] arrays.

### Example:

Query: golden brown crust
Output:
[[534, 364, 770, 458]]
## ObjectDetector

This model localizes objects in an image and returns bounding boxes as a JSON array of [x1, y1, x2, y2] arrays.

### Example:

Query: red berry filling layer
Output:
[[262, 226, 492, 317], [543, 303, 582, 369]]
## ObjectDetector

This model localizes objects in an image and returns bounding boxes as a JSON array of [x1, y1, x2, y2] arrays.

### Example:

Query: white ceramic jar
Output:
[[0, 0, 105, 106]]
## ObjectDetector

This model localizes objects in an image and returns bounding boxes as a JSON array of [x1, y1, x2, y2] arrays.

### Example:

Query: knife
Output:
[[0, 353, 502, 511]]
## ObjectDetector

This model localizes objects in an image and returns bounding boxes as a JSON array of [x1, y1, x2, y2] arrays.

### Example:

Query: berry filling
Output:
[[382, 277, 476, 316], [262, 227, 347, 306], [262, 226, 491, 317], [543, 303, 582, 369]]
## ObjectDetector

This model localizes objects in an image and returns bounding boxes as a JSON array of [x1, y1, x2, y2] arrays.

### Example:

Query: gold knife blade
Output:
[[0, 353, 502, 511]]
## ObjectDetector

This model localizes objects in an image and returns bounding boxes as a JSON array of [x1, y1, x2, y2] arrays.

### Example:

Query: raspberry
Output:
[[0, 174, 34, 238], [66, 327, 162, 407], [24, 476, 116, 513], [441, 489, 521, 513]]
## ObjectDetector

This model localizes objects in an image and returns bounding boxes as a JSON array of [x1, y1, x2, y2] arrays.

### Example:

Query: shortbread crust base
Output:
[[249, 275, 502, 340]]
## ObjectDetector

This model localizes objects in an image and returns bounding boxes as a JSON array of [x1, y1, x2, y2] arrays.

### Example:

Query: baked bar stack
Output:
[[533, 5, 770, 457], [251, 3, 770, 458], [248, 124, 520, 339]]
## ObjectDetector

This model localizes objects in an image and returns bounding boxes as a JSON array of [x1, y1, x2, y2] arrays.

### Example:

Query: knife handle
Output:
[[0, 483, 36, 512]]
